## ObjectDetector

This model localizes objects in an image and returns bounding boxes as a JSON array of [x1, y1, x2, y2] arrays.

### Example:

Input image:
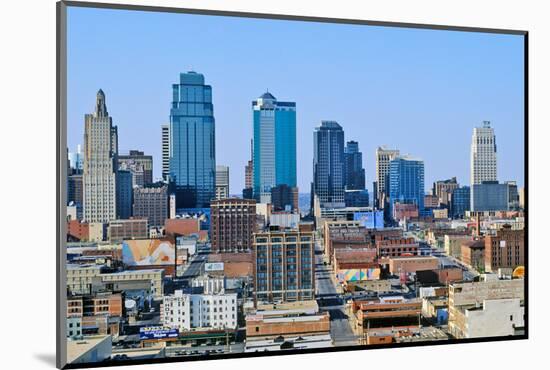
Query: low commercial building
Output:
[[107, 218, 148, 241], [421, 297, 448, 325], [348, 296, 422, 337], [444, 234, 473, 258], [245, 300, 330, 340], [346, 279, 392, 294], [448, 276, 524, 339], [323, 220, 366, 260], [101, 269, 164, 298], [376, 238, 419, 258], [244, 333, 332, 352], [67, 292, 123, 318], [334, 248, 380, 283], [164, 218, 200, 237], [67, 264, 107, 295], [161, 290, 238, 331], [67, 220, 89, 242], [208, 252, 254, 279], [457, 298, 524, 338], [388, 256, 439, 275], [67, 335, 112, 365], [191, 275, 226, 294]]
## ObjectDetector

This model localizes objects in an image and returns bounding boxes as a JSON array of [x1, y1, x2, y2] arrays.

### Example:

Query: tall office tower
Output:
[[470, 121, 497, 186], [388, 156, 425, 217], [210, 198, 256, 253], [133, 183, 168, 228], [83, 89, 118, 223], [116, 170, 133, 219], [451, 186, 470, 219], [313, 121, 345, 208], [68, 144, 84, 174], [161, 124, 170, 182], [253, 225, 315, 304], [375, 146, 400, 209], [215, 165, 230, 200], [169, 71, 216, 209], [252, 92, 297, 204], [433, 177, 459, 206], [344, 140, 366, 190], [118, 150, 153, 186]]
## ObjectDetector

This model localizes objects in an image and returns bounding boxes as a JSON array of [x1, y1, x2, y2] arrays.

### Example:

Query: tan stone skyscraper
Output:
[[470, 120, 497, 185], [83, 89, 118, 223]]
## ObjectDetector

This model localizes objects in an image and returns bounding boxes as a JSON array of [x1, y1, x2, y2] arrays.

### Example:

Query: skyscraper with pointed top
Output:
[[252, 91, 297, 204], [169, 71, 216, 208], [83, 89, 118, 223]]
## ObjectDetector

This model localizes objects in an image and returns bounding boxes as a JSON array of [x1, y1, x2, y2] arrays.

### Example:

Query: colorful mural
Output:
[[122, 239, 177, 266], [336, 268, 381, 283]]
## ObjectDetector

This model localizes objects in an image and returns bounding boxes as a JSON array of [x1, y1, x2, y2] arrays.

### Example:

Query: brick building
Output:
[[461, 239, 485, 271], [388, 256, 439, 275], [376, 237, 419, 258], [210, 198, 257, 253], [107, 218, 148, 241], [253, 225, 315, 304], [164, 218, 200, 237], [484, 226, 525, 272]]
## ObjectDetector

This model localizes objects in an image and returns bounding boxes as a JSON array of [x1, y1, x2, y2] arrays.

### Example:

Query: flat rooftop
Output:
[[256, 300, 319, 315], [67, 335, 111, 364]]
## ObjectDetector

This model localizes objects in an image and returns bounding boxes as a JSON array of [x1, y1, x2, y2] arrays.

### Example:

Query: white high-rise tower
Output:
[[375, 146, 400, 208], [470, 121, 497, 186], [83, 89, 118, 223]]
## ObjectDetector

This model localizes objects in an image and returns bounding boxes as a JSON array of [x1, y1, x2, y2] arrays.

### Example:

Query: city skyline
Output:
[[67, 8, 524, 194], [62, 5, 527, 366]]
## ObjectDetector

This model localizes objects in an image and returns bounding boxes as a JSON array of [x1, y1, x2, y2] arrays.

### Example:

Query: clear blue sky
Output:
[[67, 6, 525, 194]]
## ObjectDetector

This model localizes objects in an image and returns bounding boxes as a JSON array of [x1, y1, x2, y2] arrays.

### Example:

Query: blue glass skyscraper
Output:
[[252, 92, 296, 203], [388, 156, 425, 217], [451, 186, 470, 218], [169, 72, 215, 208]]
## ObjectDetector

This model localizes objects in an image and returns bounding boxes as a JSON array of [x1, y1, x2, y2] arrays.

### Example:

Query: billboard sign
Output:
[[353, 211, 384, 229], [122, 239, 177, 266], [204, 262, 224, 272], [139, 326, 179, 340]]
